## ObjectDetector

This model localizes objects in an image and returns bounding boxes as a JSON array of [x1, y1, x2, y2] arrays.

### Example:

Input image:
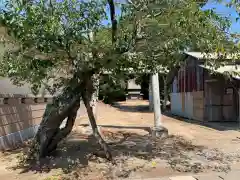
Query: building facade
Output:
[[170, 52, 240, 122]]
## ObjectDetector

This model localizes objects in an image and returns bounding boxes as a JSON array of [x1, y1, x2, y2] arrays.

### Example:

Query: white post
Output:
[[151, 73, 162, 127], [151, 73, 168, 137]]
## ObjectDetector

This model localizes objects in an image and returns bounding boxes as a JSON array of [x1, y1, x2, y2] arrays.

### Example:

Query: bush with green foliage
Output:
[[99, 75, 127, 104]]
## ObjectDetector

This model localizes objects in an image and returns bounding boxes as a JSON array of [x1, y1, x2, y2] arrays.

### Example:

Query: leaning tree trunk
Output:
[[27, 83, 81, 161], [44, 99, 80, 154], [27, 73, 112, 163], [82, 75, 113, 161]]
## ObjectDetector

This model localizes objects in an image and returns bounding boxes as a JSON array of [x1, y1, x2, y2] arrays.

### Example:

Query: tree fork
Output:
[[46, 99, 81, 154], [27, 92, 81, 161], [38, 96, 81, 158]]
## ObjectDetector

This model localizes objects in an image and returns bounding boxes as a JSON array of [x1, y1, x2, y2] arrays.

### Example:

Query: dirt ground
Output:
[[0, 100, 240, 180]]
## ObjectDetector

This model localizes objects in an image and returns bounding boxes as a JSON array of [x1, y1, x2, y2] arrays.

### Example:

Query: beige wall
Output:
[[0, 77, 89, 150], [192, 91, 204, 121], [170, 91, 204, 121], [0, 103, 45, 136], [0, 98, 88, 137], [204, 80, 238, 122], [0, 97, 87, 150]]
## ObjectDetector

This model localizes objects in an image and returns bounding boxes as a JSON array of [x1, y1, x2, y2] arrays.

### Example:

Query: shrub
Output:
[[99, 75, 127, 104]]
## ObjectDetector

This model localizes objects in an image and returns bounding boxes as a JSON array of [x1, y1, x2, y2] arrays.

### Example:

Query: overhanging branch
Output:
[[107, 0, 117, 43]]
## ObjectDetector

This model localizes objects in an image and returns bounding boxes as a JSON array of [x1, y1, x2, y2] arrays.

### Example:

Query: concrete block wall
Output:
[[0, 97, 47, 150], [0, 97, 88, 151], [0, 77, 89, 150]]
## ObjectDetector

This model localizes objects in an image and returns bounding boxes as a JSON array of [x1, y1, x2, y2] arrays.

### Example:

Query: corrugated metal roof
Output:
[[185, 52, 240, 60], [199, 64, 240, 79]]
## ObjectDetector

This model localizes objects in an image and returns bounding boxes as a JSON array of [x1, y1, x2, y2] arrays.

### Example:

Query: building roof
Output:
[[185, 52, 240, 60], [185, 51, 240, 79], [199, 64, 240, 79]]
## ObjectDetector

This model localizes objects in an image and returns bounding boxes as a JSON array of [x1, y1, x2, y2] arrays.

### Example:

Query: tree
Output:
[[0, 0, 234, 163], [0, 0, 116, 162], [129, 0, 234, 109]]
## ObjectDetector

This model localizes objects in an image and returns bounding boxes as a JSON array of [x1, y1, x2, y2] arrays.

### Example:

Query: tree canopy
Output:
[[0, 0, 235, 89], [131, 0, 234, 72], [0, 0, 237, 161]]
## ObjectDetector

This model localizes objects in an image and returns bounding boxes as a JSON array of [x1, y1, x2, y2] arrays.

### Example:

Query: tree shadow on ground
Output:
[[112, 102, 151, 113], [7, 128, 237, 179], [10, 133, 94, 174]]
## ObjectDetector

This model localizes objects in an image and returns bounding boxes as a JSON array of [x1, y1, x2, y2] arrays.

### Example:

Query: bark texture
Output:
[[28, 79, 81, 161], [28, 74, 112, 162], [82, 92, 112, 161], [82, 74, 113, 161]]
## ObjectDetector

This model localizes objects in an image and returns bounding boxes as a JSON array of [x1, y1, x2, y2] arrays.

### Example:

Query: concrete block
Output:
[[0, 125, 39, 150], [219, 171, 240, 180], [128, 178, 167, 180], [194, 174, 223, 180], [169, 176, 196, 180]]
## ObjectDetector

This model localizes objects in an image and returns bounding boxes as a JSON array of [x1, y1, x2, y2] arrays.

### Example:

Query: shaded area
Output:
[[165, 112, 240, 132], [112, 102, 151, 113], [12, 133, 91, 174], [7, 128, 238, 180], [111, 100, 170, 113], [80, 123, 152, 133]]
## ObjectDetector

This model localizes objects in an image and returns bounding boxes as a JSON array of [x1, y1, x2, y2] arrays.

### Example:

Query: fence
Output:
[[0, 78, 87, 150], [0, 96, 52, 150]]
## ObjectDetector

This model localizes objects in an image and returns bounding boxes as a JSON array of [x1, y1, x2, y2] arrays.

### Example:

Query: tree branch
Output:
[[82, 80, 112, 161], [107, 0, 117, 43]]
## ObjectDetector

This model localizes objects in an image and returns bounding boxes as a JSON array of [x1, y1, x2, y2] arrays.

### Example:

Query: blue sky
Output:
[[104, 1, 240, 31], [203, 1, 239, 33], [0, 0, 239, 33]]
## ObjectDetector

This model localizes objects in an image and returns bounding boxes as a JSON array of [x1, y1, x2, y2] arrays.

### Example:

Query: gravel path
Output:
[[0, 100, 239, 180], [78, 100, 240, 155]]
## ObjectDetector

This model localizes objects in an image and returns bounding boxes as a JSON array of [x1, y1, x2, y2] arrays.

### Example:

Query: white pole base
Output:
[[151, 126, 168, 138]]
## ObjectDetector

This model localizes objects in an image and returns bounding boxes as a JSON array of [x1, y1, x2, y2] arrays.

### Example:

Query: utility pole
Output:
[[151, 73, 168, 137]]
